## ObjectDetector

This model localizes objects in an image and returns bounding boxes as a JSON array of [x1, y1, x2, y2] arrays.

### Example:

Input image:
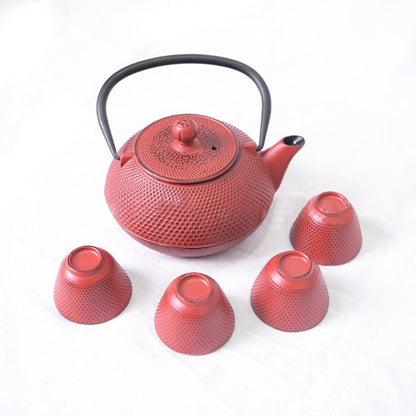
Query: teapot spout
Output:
[[261, 135, 305, 191]]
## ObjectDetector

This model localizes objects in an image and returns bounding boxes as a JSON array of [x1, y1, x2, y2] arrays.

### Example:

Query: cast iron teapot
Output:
[[97, 54, 304, 257]]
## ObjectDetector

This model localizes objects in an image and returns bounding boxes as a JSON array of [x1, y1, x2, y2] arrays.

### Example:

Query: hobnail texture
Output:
[[154, 273, 235, 355], [290, 191, 362, 265], [136, 115, 239, 183], [251, 251, 329, 331], [54, 246, 132, 324], [105, 116, 275, 257]]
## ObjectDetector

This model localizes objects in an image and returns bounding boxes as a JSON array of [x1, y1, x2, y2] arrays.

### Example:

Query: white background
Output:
[[1, 0, 415, 415]]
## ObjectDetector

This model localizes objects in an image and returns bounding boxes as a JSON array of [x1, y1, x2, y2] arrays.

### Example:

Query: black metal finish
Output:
[[282, 135, 305, 147], [97, 54, 272, 160]]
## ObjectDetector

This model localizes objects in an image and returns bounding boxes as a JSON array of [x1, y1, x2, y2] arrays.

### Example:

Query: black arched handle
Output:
[[97, 54, 272, 160]]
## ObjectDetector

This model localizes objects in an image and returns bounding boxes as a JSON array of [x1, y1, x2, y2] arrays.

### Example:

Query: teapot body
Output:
[[105, 116, 276, 257]]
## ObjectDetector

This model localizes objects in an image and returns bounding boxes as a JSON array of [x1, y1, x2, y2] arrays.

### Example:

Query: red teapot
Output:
[[97, 54, 304, 257]]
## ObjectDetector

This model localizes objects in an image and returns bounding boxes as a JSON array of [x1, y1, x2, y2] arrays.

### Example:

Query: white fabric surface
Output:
[[1, 1, 415, 415]]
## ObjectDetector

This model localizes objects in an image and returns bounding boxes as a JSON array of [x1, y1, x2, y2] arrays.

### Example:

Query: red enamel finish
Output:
[[53, 246, 132, 324], [172, 117, 199, 145], [290, 192, 362, 265], [135, 115, 239, 184], [105, 114, 303, 257], [250, 251, 329, 331], [68, 246, 103, 271], [124, 220, 259, 257], [154, 273, 235, 355]]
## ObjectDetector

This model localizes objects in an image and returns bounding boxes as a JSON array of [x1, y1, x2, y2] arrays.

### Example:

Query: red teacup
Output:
[[154, 273, 235, 355], [251, 251, 329, 331], [54, 246, 132, 324], [290, 191, 362, 265]]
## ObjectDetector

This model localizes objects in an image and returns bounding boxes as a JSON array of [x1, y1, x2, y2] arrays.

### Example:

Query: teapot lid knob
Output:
[[172, 117, 198, 145]]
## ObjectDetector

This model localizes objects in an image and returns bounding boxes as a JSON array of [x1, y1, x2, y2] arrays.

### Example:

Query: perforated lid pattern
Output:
[[54, 257, 132, 324], [250, 262, 329, 332], [105, 122, 275, 254], [154, 279, 235, 355], [290, 201, 362, 265], [136, 115, 239, 183]]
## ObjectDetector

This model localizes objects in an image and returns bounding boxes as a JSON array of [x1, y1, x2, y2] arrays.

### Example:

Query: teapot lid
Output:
[[135, 114, 241, 184]]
